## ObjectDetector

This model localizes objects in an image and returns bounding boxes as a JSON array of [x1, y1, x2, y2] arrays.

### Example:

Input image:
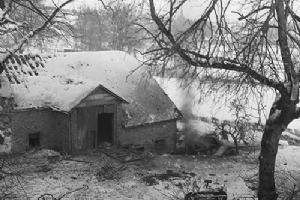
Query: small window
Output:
[[29, 132, 40, 148]]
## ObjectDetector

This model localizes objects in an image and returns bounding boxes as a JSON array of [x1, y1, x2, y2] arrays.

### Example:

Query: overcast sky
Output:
[[46, 0, 243, 22]]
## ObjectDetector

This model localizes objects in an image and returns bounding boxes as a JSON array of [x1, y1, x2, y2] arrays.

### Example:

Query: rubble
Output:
[[28, 149, 61, 159], [184, 189, 227, 200], [98, 145, 144, 163], [95, 162, 126, 181], [142, 170, 196, 186], [0, 146, 262, 199]]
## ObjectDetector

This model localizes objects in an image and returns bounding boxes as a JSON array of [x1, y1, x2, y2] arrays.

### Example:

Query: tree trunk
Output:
[[258, 95, 295, 200], [258, 121, 282, 200], [233, 138, 239, 154]]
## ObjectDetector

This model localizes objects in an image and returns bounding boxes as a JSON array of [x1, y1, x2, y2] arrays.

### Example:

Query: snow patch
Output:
[[279, 140, 289, 146], [282, 132, 300, 140]]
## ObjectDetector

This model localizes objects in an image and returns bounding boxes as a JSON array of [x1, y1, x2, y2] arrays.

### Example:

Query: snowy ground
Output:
[[1, 148, 257, 200], [277, 145, 300, 171], [1, 145, 300, 200]]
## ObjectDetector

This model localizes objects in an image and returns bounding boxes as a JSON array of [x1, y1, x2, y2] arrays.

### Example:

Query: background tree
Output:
[[74, 6, 108, 51], [212, 99, 256, 154], [74, 0, 145, 52], [143, 0, 300, 199]]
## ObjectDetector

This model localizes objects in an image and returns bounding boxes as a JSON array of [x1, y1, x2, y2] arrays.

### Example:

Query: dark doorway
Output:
[[97, 113, 114, 144], [29, 132, 40, 148]]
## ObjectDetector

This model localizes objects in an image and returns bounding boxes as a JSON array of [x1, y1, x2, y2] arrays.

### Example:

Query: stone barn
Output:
[[0, 51, 181, 154]]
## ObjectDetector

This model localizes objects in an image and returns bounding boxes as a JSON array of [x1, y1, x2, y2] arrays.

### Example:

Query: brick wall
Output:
[[11, 109, 69, 153], [119, 120, 177, 153]]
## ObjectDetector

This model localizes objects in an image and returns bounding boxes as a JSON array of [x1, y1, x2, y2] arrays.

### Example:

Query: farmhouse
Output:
[[0, 51, 181, 154]]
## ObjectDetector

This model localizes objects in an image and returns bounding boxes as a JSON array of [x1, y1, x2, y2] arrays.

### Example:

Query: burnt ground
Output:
[[1, 145, 300, 200]]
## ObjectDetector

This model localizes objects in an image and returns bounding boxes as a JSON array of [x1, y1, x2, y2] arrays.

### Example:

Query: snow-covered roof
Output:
[[0, 53, 127, 111], [1, 51, 180, 127]]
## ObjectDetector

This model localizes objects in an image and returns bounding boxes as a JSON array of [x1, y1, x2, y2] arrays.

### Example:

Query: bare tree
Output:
[[144, 0, 300, 199], [212, 98, 254, 154], [7, 0, 75, 52], [74, 6, 108, 51], [75, 0, 145, 52], [0, 0, 75, 64]]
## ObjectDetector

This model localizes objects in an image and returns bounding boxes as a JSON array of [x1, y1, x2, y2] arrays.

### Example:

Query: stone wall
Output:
[[10, 109, 69, 153]]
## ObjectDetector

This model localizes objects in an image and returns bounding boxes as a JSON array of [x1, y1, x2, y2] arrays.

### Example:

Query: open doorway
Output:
[[28, 132, 40, 149], [97, 113, 114, 145]]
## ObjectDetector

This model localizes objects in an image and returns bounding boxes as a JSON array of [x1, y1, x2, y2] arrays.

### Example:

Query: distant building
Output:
[[0, 51, 181, 154]]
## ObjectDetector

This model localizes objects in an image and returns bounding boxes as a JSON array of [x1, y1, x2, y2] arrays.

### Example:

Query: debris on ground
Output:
[[35, 164, 52, 173], [26, 149, 62, 164], [98, 146, 144, 163], [241, 172, 258, 192], [184, 190, 227, 200], [142, 170, 196, 186], [0, 146, 274, 199], [63, 158, 92, 164], [37, 185, 88, 200], [184, 132, 221, 155], [95, 162, 127, 181]]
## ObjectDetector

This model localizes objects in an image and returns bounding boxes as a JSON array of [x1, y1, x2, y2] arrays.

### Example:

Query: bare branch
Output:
[[148, 0, 283, 92], [0, 0, 75, 65], [233, 6, 271, 21]]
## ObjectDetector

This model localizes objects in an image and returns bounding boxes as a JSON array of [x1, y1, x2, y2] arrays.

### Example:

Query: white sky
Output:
[[182, 0, 240, 21], [46, 0, 241, 21]]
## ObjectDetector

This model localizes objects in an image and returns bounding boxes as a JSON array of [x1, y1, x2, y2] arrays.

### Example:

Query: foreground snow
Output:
[[2, 146, 300, 199], [2, 149, 257, 200], [277, 145, 300, 171]]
